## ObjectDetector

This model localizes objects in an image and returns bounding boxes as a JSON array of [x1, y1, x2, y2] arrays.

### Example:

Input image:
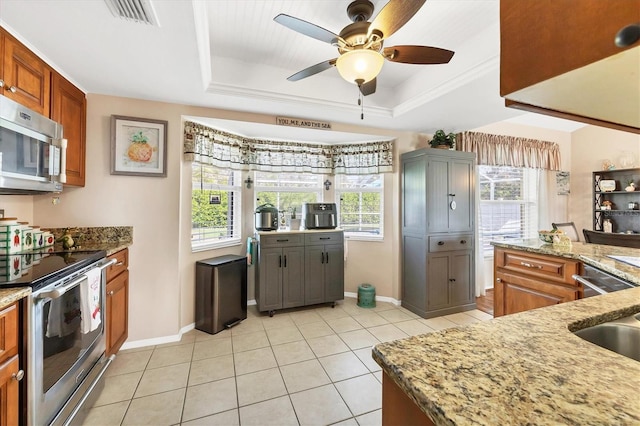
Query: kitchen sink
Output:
[[573, 314, 640, 362]]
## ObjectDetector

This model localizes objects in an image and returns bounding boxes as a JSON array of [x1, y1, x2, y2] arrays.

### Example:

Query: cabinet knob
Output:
[[448, 193, 456, 197], [615, 23, 640, 47], [460, 240, 466, 244], [115, 261, 124, 266], [109, 290, 114, 296], [8, 85, 17, 93], [12, 370, 25, 382], [437, 241, 445, 246], [496, 278, 501, 282], [0, 79, 4, 88], [449, 278, 456, 282]]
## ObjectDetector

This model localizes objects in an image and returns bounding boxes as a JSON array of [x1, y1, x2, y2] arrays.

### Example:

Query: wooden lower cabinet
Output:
[[0, 302, 21, 426], [382, 372, 434, 426], [494, 248, 581, 317], [105, 249, 129, 356]]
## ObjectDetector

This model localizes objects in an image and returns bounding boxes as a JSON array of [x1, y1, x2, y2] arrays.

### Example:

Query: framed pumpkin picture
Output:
[[111, 115, 168, 177]]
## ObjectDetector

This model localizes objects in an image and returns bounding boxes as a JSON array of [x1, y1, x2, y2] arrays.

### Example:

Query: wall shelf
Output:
[[593, 168, 640, 233]]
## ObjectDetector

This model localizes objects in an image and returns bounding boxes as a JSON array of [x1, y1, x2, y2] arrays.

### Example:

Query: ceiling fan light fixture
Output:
[[336, 49, 384, 84]]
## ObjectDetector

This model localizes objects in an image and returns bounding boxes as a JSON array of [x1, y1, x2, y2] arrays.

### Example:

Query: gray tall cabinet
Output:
[[401, 148, 476, 318]]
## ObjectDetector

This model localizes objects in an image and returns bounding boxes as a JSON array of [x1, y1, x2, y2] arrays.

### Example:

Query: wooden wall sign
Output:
[[276, 117, 332, 130]]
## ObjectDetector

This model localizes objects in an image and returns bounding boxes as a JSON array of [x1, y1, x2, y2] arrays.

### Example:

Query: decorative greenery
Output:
[[429, 130, 456, 148], [290, 207, 297, 219], [131, 131, 148, 143]]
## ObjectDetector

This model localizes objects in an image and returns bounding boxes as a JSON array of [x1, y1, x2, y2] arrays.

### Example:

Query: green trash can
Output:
[[357, 284, 376, 308]]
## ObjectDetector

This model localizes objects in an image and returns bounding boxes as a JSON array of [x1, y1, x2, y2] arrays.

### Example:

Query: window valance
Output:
[[457, 131, 561, 171], [183, 121, 393, 175]]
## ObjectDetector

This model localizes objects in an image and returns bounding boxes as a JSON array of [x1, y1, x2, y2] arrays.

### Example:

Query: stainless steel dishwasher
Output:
[[572, 264, 637, 297]]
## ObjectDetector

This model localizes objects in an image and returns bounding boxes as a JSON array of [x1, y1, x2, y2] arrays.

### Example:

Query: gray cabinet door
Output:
[[259, 248, 283, 312], [448, 159, 474, 232], [324, 244, 344, 302], [304, 246, 325, 305], [402, 155, 427, 234], [282, 246, 305, 308], [426, 157, 450, 233], [449, 251, 473, 305], [426, 253, 450, 311]]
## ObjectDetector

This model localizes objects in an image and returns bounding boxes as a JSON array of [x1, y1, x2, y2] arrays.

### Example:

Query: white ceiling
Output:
[[0, 0, 582, 141]]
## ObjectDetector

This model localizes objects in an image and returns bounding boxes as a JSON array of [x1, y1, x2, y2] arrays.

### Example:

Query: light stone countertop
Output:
[[373, 240, 640, 425], [0, 287, 30, 309], [256, 229, 343, 235]]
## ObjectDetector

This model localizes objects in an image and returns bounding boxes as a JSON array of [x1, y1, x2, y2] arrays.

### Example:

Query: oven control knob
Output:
[[12, 370, 24, 382]]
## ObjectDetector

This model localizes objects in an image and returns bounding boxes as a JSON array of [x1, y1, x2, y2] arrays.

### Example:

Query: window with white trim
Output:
[[336, 174, 383, 239], [479, 165, 539, 256], [254, 172, 322, 220], [191, 164, 242, 250]]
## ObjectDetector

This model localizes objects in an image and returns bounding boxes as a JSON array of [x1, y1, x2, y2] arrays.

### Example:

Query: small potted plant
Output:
[[289, 207, 301, 230], [429, 130, 456, 149]]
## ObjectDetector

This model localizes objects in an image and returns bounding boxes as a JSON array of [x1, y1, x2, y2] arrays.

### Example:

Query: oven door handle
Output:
[[37, 259, 116, 300], [572, 274, 608, 295]]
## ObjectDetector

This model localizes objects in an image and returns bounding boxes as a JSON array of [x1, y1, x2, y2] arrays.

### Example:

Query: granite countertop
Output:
[[0, 287, 31, 309], [491, 239, 640, 285], [0, 227, 132, 307], [373, 287, 640, 425]]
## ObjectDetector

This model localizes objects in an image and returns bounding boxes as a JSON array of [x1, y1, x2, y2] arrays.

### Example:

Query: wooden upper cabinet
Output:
[[51, 72, 86, 187], [1, 31, 51, 116], [500, 0, 640, 133]]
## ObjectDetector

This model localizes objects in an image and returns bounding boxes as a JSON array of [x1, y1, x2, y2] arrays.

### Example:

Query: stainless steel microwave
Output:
[[0, 95, 66, 194]]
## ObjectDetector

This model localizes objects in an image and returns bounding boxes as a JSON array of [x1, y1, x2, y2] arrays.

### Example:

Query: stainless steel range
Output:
[[0, 249, 115, 425]]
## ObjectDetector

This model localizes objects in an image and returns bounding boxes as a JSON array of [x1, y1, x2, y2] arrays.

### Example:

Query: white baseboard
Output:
[[120, 294, 398, 350], [344, 292, 400, 306]]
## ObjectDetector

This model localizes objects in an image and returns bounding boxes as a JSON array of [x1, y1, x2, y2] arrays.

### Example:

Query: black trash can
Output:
[[195, 255, 247, 334]]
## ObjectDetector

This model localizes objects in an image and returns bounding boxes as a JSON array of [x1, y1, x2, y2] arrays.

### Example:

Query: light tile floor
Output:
[[83, 298, 493, 426]]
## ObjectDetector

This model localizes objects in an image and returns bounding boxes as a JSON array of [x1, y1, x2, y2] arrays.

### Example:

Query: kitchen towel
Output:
[[80, 268, 102, 334]]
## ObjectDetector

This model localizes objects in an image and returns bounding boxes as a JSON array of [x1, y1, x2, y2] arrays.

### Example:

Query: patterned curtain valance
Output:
[[183, 121, 394, 175], [457, 131, 561, 171]]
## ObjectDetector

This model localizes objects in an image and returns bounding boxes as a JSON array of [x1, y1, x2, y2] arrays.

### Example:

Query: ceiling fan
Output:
[[274, 0, 455, 97]]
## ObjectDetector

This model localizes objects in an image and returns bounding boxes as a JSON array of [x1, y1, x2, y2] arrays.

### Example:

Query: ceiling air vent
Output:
[[104, 0, 160, 26]]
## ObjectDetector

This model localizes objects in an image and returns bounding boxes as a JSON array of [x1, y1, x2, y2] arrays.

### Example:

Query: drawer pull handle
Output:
[[460, 240, 466, 244], [449, 278, 456, 282], [284, 255, 287, 268], [437, 241, 445, 246], [448, 193, 455, 197], [320, 237, 330, 240], [276, 239, 289, 242], [520, 261, 542, 269], [279, 256, 282, 268], [115, 261, 124, 266], [12, 370, 24, 382]]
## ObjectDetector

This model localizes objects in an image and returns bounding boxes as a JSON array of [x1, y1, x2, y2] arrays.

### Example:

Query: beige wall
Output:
[[569, 126, 640, 235], [0, 195, 34, 221], [27, 94, 417, 344]]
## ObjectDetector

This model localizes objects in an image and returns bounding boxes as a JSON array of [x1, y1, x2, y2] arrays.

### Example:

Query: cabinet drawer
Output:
[[495, 249, 581, 285], [0, 303, 18, 363], [305, 232, 344, 245], [428, 234, 473, 252], [259, 234, 304, 248], [106, 249, 128, 282]]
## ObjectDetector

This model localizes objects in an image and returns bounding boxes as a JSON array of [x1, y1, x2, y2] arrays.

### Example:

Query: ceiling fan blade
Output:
[[368, 0, 426, 39], [287, 59, 337, 81], [383, 45, 455, 64], [359, 78, 377, 96], [274, 14, 339, 45]]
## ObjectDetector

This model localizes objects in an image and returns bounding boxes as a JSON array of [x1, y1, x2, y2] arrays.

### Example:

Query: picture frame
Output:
[[111, 115, 168, 177]]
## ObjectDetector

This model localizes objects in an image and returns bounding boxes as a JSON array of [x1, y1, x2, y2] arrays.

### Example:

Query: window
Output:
[[254, 172, 322, 219], [479, 165, 539, 255], [336, 174, 383, 239], [191, 164, 242, 250]]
